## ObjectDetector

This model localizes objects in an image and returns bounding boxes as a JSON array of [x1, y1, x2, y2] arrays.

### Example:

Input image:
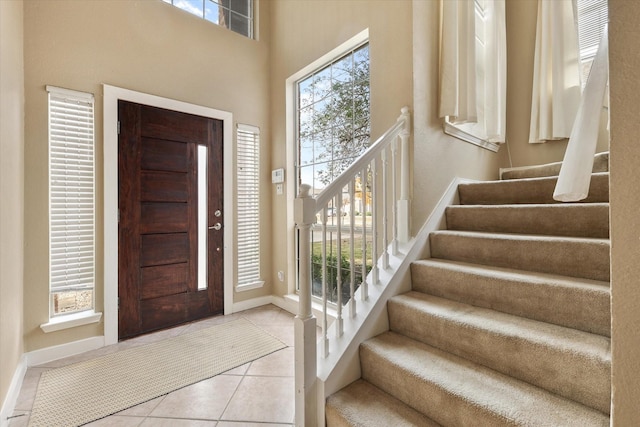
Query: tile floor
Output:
[[8, 305, 302, 427]]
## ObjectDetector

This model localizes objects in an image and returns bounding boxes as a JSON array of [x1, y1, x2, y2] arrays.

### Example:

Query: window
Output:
[[440, 0, 506, 150], [296, 43, 370, 196], [295, 42, 370, 303], [236, 124, 262, 289], [48, 86, 95, 318], [576, 0, 608, 85], [163, 0, 254, 39]]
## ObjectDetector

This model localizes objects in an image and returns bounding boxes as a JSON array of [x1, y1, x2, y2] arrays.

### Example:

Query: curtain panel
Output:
[[439, 0, 506, 143], [529, 0, 582, 143]]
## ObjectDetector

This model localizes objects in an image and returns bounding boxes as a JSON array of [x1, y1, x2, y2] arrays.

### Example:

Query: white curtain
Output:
[[483, 0, 507, 142], [439, 0, 477, 123], [553, 25, 609, 202], [439, 0, 506, 143], [529, 0, 582, 143]]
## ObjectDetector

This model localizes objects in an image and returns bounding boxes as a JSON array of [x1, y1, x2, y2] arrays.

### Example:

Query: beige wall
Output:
[[609, 0, 640, 422], [0, 0, 25, 408], [411, 0, 508, 232], [504, 0, 609, 168], [268, 0, 414, 297], [23, 0, 272, 352]]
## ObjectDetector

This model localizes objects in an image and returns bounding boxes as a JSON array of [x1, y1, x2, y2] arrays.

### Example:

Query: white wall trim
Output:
[[25, 336, 105, 367], [103, 85, 234, 345], [443, 119, 501, 153], [231, 295, 275, 313], [0, 355, 27, 427]]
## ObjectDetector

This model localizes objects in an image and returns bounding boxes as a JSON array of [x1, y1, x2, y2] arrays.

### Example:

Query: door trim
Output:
[[104, 85, 233, 345]]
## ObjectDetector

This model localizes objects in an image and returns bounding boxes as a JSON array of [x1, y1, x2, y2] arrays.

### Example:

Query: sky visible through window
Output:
[[164, 0, 253, 38]]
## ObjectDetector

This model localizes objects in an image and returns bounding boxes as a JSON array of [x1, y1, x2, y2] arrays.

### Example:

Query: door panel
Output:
[[140, 263, 189, 300], [140, 138, 189, 172], [141, 172, 188, 202], [118, 100, 224, 339], [140, 203, 188, 234]]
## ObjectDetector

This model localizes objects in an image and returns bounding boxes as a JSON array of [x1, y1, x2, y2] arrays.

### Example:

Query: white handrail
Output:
[[294, 106, 411, 427]]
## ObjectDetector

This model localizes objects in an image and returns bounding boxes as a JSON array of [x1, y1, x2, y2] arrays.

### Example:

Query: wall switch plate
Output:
[[276, 183, 283, 195]]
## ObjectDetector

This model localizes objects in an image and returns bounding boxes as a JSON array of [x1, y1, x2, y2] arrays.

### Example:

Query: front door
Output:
[[118, 100, 224, 340]]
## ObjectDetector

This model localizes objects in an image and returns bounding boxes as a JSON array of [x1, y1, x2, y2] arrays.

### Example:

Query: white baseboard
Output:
[[231, 295, 277, 314], [0, 355, 27, 427], [25, 336, 105, 367]]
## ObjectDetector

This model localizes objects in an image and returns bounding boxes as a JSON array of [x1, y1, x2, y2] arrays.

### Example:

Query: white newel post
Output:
[[397, 106, 411, 243], [294, 184, 318, 427]]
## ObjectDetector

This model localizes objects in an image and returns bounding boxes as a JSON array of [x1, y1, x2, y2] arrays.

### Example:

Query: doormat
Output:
[[29, 318, 286, 426]]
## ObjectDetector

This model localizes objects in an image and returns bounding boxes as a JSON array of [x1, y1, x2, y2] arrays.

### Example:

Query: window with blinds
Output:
[[48, 86, 95, 317], [576, 0, 608, 84], [236, 124, 262, 288]]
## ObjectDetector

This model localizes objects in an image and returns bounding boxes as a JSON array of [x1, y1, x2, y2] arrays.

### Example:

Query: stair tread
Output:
[[389, 292, 610, 412], [412, 258, 610, 288], [391, 291, 611, 357], [326, 379, 441, 427], [431, 229, 610, 243], [429, 230, 610, 281], [458, 172, 609, 205], [500, 152, 609, 180], [362, 332, 609, 426], [410, 259, 611, 336]]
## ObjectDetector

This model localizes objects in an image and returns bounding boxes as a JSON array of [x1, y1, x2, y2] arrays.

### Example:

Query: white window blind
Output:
[[236, 124, 261, 287], [576, 0, 608, 83], [48, 86, 95, 316]]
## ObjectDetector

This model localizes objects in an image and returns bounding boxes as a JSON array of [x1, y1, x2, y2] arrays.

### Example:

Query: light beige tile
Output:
[[238, 305, 284, 324], [150, 375, 241, 420], [140, 417, 217, 426], [224, 362, 250, 376], [14, 368, 49, 411], [246, 347, 294, 377], [180, 313, 243, 335], [116, 396, 165, 416], [84, 415, 144, 426], [221, 376, 294, 424]]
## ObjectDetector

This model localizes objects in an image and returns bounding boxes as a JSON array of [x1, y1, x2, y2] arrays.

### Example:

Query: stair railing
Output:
[[294, 107, 411, 426]]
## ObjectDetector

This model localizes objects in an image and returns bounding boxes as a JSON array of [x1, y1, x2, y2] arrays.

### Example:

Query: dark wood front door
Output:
[[118, 100, 224, 340]]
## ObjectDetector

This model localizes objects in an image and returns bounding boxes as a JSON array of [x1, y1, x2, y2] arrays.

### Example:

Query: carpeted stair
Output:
[[326, 159, 611, 426]]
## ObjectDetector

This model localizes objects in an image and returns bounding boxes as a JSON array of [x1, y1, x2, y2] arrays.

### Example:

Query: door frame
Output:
[[104, 85, 234, 345]]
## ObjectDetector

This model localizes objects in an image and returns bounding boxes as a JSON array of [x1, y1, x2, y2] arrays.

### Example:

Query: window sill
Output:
[[236, 280, 265, 292], [443, 120, 501, 153], [40, 310, 103, 333]]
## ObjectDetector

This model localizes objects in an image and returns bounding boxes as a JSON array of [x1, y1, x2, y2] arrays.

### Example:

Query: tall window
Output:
[[576, 0, 608, 85], [236, 124, 262, 289], [163, 0, 254, 38], [48, 86, 95, 317], [295, 43, 370, 303]]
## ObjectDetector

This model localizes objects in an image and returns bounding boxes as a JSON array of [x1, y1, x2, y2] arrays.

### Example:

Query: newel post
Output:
[[397, 106, 411, 243], [294, 184, 318, 427]]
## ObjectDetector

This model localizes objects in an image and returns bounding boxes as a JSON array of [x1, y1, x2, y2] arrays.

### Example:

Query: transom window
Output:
[[163, 0, 254, 39]]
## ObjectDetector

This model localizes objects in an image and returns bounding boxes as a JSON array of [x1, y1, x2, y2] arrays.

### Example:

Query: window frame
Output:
[[235, 123, 264, 291], [284, 29, 370, 303], [163, 0, 255, 39], [42, 86, 101, 332], [293, 39, 371, 305]]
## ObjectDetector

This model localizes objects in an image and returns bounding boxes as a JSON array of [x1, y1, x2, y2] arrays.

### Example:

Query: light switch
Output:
[[276, 183, 283, 195]]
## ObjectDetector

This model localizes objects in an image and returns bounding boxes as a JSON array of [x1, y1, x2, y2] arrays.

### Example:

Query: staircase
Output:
[[326, 158, 611, 426]]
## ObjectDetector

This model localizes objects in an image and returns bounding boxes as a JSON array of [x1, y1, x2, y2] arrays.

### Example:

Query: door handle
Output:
[[209, 223, 222, 231]]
